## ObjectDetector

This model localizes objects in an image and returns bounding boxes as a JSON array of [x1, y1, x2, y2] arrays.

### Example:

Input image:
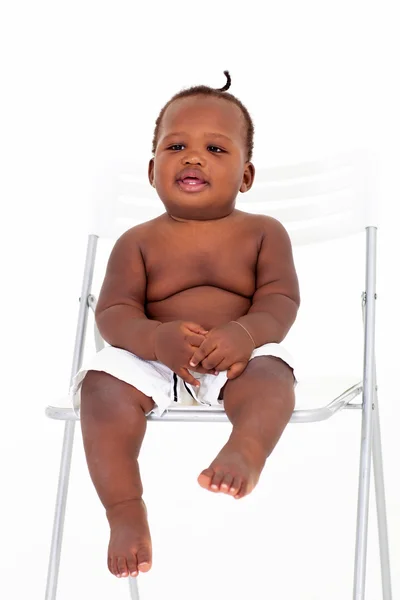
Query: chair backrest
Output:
[[89, 148, 378, 245], [86, 149, 377, 377]]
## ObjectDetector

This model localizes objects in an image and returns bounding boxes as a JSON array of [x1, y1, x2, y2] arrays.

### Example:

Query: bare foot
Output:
[[106, 498, 152, 578], [197, 433, 268, 499]]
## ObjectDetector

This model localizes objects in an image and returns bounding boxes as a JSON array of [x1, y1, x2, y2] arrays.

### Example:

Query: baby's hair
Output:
[[151, 71, 254, 162]]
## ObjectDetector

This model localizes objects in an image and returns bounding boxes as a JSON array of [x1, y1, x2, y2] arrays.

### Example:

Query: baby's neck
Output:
[[167, 209, 237, 224]]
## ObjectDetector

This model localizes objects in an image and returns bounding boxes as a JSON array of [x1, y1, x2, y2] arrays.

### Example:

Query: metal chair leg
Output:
[[45, 235, 98, 599], [353, 228, 377, 600], [353, 391, 374, 600], [129, 576, 141, 599], [45, 421, 76, 600], [372, 387, 392, 599]]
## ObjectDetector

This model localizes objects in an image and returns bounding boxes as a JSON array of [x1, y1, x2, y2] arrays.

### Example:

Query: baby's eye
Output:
[[168, 144, 224, 154], [208, 145, 224, 153]]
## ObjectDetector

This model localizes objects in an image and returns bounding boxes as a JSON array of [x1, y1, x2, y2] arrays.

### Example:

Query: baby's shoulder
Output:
[[237, 210, 286, 234], [237, 211, 293, 254], [111, 217, 163, 258], [118, 215, 164, 240]]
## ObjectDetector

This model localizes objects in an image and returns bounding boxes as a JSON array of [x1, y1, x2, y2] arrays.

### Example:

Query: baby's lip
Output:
[[176, 168, 208, 184]]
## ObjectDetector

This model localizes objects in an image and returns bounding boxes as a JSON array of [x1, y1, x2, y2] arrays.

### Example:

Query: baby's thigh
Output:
[[81, 371, 155, 417], [219, 356, 295, 401]]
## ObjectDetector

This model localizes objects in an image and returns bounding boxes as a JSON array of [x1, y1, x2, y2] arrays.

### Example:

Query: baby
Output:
[[72, 71, 300, 579]]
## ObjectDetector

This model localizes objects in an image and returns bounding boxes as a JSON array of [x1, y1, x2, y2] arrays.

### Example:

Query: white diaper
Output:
[[70, 343, 296, 418]]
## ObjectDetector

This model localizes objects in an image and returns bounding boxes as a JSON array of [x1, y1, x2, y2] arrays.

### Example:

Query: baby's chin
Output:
[[166, 208, 234, 223]]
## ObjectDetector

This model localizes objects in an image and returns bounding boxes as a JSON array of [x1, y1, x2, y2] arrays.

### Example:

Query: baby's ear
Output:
[[148, 158, 155, 187], [240, 162, 255, 193]]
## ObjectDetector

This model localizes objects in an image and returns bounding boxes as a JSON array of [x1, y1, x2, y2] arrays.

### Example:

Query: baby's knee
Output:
[[81, 370, 118, 394], [250, 356, 295, 385]]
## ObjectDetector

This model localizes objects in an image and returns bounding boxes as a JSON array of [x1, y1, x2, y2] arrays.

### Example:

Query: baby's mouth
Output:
[[176, 177, 209, 193]]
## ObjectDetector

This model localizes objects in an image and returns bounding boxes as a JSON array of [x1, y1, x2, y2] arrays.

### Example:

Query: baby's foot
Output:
[[197, 433, 267, 499], [106, 498, 152, 578]]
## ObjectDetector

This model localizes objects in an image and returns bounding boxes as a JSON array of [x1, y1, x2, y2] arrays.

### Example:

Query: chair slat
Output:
[[89, 149, 377, 245]]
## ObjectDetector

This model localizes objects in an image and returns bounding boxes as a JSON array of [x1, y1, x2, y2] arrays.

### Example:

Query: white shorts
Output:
[[70, 343, 296, 418]]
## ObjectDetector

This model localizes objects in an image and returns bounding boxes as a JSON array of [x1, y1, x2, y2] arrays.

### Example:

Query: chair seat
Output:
[[294, 372, 361, 408], [45, 372, 362, 424]]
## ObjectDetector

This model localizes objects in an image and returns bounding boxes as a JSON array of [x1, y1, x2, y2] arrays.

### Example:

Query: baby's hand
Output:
[[154, 321, 218, 387], [185, 323, 209, 337], [189, 322, 254, 380], [183, 324, 219, 376]]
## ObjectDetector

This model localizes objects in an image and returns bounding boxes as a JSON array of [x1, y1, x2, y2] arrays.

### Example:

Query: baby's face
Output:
[[149, 95, 255, 222]]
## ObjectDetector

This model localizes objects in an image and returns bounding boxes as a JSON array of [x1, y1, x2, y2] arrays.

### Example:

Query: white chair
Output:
[[44, 149, 392, 600]]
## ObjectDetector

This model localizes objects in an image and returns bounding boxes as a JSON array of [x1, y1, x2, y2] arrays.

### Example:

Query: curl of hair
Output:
[[216, 70, 231, 92], [151, 71, 254, 161]]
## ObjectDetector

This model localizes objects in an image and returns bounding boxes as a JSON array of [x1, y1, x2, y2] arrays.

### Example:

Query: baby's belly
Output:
[[146, 286, 252, 331]]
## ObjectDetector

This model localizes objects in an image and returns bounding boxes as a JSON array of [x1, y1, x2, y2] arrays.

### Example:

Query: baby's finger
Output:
[[178, 367, 201, 388], [189, 341, 216, 369], [187, 363, 218, 376], [186, 333, 207, 347], [184, 323, 209, 335], [200, 349, 223, 371], [212, 357, 229, 372], [226, 361, 248, 380]]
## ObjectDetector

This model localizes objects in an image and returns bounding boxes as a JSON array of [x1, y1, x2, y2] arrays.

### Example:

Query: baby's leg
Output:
[[198, 356, 295, 499], [80, 371, 155, 578]]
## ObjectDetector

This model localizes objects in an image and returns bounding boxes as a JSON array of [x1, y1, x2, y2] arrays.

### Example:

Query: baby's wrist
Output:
[[229, 320, 256, 349]]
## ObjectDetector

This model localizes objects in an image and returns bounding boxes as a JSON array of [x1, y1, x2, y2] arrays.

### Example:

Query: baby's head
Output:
[[148, 72, 256, 222]]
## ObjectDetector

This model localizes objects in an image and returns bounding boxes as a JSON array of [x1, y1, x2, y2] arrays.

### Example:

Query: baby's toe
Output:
[[230, 476, 243, 497], [220, 473, 234, 493], [107, 557, 114, 576], [110, 556, 120, 577], [197, 467, 214, 489], [117, 556, 129, 577], [127, 555, 138, 577], [210, 470, 225, 491], [137, 547, 152, 572], [234, 484, 248, 500]]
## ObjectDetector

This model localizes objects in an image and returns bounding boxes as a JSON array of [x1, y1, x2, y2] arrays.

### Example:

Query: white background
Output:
[[1, 1, 399, 599]]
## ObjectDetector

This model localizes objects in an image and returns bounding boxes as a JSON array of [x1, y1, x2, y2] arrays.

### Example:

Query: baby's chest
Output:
[[144, 237, 258, 299]]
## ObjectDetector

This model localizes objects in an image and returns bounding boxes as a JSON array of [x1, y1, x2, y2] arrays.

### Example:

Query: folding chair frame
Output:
[[44, 226, 392, 600]]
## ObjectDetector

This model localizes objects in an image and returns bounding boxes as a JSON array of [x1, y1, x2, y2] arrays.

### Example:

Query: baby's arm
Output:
[[233, 216, 300, 345], [95, 228, 215, 383], [190, 216, 300, 375], [95, 228, 163, 360]]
